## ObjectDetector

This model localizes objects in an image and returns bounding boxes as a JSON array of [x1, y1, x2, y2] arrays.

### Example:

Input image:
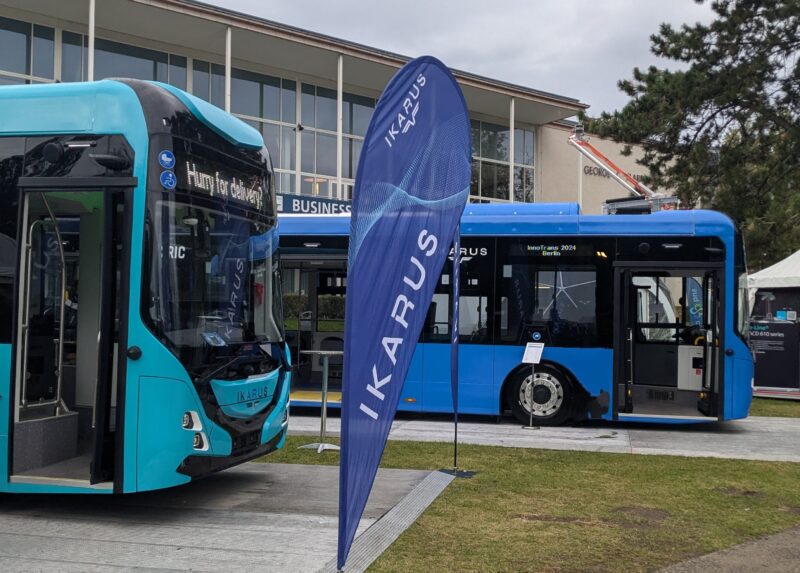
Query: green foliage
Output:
[[282, 294, 308, 318], [587, 0, 800, 269], [317, 294, 345, 319], [281, 293, 344, 320]]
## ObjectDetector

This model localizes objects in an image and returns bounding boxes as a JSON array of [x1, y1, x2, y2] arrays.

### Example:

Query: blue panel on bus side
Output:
[[422, 344, 497, 415], [0, 344, 10, 492], [729, 357, 754, 420], [493, 346, 615, 420], [398, 347, 424, 412], [462, 203, 581, 217], [153, 82, 263, 149]]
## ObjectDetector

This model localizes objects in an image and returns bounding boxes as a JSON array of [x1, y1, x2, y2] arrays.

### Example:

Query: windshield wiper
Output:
[[195, 354, 250, 388]]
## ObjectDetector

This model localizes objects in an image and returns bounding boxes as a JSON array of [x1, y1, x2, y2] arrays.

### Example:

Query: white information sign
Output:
[[522, 342, 545, 364]]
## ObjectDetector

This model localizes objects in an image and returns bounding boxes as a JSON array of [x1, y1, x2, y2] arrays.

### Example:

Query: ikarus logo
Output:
[[448, 246, 489, 262], [384, 73, 427, 148]]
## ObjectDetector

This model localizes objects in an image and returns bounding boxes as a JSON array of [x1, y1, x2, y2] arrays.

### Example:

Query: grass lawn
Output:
[[750, 397, 800, 417], [261, 436, 800, 573]]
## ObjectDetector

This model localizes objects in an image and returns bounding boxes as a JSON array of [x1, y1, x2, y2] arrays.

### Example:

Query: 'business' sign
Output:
[[276, 193, 352, 215]]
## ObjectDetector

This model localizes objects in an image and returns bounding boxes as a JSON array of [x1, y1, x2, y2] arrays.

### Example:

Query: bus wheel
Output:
[[507, 366, 574, 426]]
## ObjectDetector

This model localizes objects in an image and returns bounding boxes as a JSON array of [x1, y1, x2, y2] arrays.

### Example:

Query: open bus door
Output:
[[616, 266, 722, 420], [12, 177, 129, 488], [281, 259, 347, 402]]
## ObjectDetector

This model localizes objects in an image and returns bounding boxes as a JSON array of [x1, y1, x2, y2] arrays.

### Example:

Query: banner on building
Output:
[[337, 56, 471, 570]]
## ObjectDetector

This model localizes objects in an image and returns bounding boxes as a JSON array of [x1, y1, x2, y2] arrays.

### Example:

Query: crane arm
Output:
[[568, 127, 660, 199]]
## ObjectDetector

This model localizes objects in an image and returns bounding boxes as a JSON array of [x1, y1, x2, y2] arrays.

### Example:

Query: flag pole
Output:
[[451, 229, 460, 471]]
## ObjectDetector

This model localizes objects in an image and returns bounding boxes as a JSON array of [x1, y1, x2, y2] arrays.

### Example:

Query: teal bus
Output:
[[0, 79, 290, 493]]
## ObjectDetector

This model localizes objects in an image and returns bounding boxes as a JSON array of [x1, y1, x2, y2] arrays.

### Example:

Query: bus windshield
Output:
[[149, 200, 281, 350], [145, 138, 282, 374], [147, 198, 282, 375]]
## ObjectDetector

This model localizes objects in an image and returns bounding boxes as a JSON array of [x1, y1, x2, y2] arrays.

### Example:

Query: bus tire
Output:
[[507, 365, 574, 426]]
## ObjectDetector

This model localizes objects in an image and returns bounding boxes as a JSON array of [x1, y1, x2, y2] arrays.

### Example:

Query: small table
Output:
[[298, 350, 343, 453]]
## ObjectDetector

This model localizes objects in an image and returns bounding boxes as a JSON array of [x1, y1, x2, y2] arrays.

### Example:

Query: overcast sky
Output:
[[207, 0, 715, 115]]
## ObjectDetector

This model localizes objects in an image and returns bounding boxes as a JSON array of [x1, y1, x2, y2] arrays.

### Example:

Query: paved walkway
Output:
[[0, 463, 435, 572], [659, 526, 800, 572], [290, 414, 800, 463]]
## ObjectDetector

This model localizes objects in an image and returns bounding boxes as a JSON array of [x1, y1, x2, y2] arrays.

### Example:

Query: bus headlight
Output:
[[182, 411, 202, 431], [192, 432, 210, 451]]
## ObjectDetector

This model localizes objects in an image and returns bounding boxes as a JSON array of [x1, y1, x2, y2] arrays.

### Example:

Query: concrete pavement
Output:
[[289, 414, 800, 463], [0, 463, 436, 572], [659, 525, 800, 573]]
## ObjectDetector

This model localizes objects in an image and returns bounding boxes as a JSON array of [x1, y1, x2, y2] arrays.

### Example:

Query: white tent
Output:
[[748, 249, 800, 308]]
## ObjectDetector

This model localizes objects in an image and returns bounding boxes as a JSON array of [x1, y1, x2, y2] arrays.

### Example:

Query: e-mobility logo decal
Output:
[[384, 73, 427, 148]]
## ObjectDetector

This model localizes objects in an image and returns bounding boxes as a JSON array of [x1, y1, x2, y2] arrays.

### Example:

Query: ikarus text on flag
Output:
[[337, 56, 471, 570]]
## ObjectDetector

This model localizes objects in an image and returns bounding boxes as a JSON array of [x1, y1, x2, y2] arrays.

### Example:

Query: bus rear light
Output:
[[182, 412, 193, 429]]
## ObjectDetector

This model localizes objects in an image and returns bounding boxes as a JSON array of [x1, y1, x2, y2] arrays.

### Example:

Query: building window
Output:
[[95, 38, 168, 83], [60, 32, 186, 90], [298, 83, 374, 199], [470, 119, 534, 203], [227, 67, 297, 194], [514, 128, 535, 202], [190, 59, 224, 108], [0, 16, 54, 83], [61, 31, 84, 83], [167, 55, 187, 90]]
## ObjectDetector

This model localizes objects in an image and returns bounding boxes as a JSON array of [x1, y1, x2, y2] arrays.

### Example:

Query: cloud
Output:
[[209, 0, 715, 114]]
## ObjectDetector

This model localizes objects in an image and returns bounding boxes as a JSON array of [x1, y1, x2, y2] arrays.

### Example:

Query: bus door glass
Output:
[[282, 262, 347, 396], [13, 188, 125, 485], [620, 269, 720, 418], [314, 269, 346, 385], [282, 266, 312, 380]]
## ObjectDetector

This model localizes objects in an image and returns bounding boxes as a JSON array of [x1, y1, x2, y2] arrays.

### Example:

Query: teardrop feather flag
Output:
[[337, 55, 471, 570]]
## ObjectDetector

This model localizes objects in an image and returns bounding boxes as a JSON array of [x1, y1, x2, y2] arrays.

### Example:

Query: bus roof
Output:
[[279, 203, 736, 239], [0, 80, 261, 149]]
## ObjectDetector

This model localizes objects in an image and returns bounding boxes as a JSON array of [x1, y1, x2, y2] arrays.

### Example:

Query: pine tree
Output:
[[587, 0, 800, 270]]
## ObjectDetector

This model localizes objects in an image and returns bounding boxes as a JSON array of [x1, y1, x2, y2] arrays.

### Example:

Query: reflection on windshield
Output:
[[148, 200, 282, 370]]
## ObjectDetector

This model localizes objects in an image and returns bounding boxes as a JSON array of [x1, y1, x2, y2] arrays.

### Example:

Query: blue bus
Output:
[[281, 203, 753, 425], [0, 80, 290, 493]]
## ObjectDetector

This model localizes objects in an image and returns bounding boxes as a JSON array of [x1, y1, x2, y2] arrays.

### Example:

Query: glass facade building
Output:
[[0, 4, 600, 211]]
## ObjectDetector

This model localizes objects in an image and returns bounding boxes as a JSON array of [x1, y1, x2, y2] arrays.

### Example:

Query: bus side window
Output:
[[0, 137, 23, 344]]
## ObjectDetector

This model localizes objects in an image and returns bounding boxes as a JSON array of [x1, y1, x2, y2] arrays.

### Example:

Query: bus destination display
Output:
[[183, 160, 264, 210], [526, 242, 593, 257]]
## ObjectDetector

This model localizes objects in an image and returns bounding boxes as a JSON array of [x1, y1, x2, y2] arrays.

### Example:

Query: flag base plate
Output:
[[299, 442, 340, 454], [440, 469, 476, 479]]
